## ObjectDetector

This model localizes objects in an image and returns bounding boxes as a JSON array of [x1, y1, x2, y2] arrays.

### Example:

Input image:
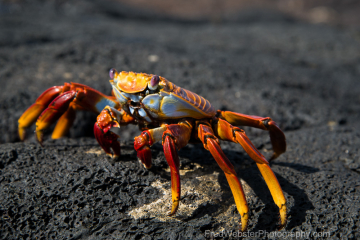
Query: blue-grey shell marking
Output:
[[159, 93, 214, 119], [111, 83, 128, 105], [142, 94, 163, 118]]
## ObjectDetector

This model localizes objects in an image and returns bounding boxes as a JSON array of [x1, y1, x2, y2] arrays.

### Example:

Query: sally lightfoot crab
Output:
[[18, 69, 287, 231]]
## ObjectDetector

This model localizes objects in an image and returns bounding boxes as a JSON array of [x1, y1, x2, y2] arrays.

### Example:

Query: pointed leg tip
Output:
[[168, 201, 179, 216], [104, 149, 119, 158], [278, 223, 286, 231], [35, 130, 44, 146], [278, 204, 287, 230], [51, 135, 63, 140], [111, 140, 121, 157], [240, 213, 249, 232], [51, 131, 65, 140], [18, 127, 26, 141], [138, 159, 152, 169], [105, 149, 121, 158]]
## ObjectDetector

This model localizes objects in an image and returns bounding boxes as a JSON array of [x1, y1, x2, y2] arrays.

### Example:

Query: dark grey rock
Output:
[[0, 1, 359, 239]]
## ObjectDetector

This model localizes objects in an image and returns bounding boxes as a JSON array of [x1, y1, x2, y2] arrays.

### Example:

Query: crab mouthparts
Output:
[[130, 100, 141, 108], [121, 87, 158, 104]]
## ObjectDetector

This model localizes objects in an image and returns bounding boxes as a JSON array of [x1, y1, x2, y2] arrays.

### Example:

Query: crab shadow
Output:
[[170, 144, 316, 231], [235, 160, 315, 231]]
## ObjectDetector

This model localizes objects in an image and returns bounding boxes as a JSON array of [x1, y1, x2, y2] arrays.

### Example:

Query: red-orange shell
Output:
[[115, 71, 151, 93]]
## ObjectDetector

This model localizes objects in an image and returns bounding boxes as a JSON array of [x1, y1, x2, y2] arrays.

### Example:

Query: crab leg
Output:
[[35, 90, 81, 143], [51, 103, 77, 139], [197, 122, 249, 231], [134, 121, 192, 215], [162, 121, 193, 215], [134, 126, 167, 169], [214, 118, 287, 229], [158, 121, 192, 216], [217, 111, 286, 160], [18, 84, 71, 140], [163, 135, 181, 215], [19, 82, 119, 143]]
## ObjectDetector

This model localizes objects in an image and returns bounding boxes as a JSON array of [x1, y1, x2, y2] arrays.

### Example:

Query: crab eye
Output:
[[150, 75, 160, 88], [109, 68, 117, 79]]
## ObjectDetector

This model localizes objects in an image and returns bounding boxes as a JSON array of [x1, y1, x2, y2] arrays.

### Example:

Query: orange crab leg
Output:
[[214, 118, 287, 229], [19, 82, 120, 143], [218, 110, 286, 160], [18, 84, 70, 140], [163, 135, 181, 215], [51, 103, 77, 139], [35, 90, 80, 143], [162, 121, 193, 215], [197, 122, 249, 231]]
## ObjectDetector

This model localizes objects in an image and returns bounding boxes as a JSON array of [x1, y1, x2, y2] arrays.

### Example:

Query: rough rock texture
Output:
[[0, 1, 359, 239]]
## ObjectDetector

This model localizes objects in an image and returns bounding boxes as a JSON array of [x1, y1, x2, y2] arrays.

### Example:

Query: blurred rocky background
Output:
[[0, 0, 359, 239], [3, 0, 360, 26]]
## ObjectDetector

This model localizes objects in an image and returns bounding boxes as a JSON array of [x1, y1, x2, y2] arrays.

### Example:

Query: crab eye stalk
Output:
[[109, 68, 117, 79], [149, 75, 160, 90]]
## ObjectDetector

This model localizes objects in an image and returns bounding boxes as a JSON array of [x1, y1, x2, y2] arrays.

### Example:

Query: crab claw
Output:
[[134, 131, 153, 169], [94, 108, 122, 158], [94, 122, 121, 158], [93, 107, 123, 158], [136, 146, 152, 169]]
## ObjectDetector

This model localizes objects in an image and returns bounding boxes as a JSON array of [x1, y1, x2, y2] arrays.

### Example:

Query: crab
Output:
[[18, 69, 287, 231]]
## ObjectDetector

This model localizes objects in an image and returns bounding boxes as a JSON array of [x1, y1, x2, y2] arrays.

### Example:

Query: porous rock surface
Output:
[[0, 1, 359, 239]]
